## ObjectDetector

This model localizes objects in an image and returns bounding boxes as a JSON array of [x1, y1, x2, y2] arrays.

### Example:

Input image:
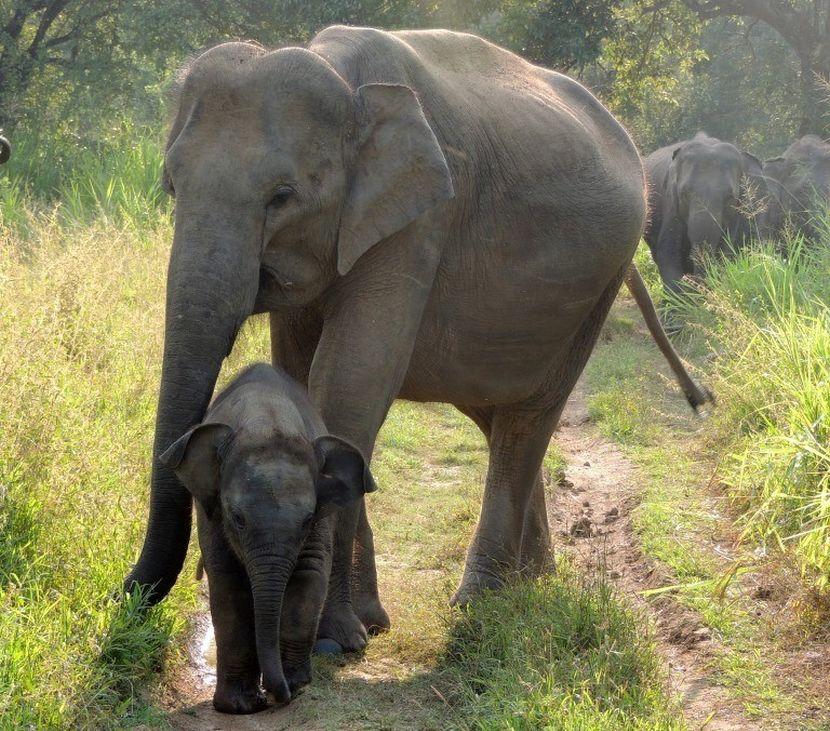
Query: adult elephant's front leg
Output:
[[308, 232, 441, 651]]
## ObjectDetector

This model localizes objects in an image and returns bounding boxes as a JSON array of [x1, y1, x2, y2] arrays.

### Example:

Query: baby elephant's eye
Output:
[[269, 185, 294, 208], [229, 509, 246, 531]]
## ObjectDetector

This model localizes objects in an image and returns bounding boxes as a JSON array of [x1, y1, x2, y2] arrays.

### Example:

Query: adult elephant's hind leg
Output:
[[456, 405, 552, 578], [451, 405, 559, 606], [452, 260, 630, 606], [519, 469, 552, 575]]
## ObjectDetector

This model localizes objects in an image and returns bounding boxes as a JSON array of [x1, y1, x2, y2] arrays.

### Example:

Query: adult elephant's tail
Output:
[[624, 264, 714, 412]]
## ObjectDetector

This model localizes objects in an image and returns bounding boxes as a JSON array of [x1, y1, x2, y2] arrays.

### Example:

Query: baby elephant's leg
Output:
[[200, 521, 264, 714], [280, 524, 332, 695]]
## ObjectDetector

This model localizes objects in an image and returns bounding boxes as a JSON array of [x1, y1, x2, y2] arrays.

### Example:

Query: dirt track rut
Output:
[[552, 384, 755, 731]]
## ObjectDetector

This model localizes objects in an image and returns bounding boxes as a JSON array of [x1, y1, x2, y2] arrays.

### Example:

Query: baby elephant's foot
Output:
[[285, 661, 312, 696], [213, 678, 267, 715]]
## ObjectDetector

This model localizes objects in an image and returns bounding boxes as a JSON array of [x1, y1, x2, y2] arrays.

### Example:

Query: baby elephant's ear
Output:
[[314, 435, 377, 510], [159, 423, 234, 518]]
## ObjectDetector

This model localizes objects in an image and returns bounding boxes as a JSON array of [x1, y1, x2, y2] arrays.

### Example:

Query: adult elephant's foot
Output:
[[518, 544, 552, 577], [212, 678, 267, 715], [354, 591, 390, 635], [519, 485, 552, 576], [315, 602, 367, 653], [450, 565, 505, 607]]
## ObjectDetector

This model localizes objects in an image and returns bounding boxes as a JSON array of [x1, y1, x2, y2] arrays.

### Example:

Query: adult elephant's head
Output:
[[125, 42, 454, 602], [759, 135, 830, 239], [667, 133, 761, 273]]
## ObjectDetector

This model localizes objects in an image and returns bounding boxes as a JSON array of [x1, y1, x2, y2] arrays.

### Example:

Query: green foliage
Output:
[[681, 18, 800, 155], [600, 0, 706, 151], [478, 0, 617, 71], [675, 237, 830, 588], [597, 1, 805, 153], [1, 0, 824, 162]]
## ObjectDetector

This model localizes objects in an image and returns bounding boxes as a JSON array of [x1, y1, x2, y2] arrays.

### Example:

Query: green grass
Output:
[[0, 215, 193, 727], [0, 122, 169, 232], [443, 567, 682, 730], [673, 238, 830, 589]]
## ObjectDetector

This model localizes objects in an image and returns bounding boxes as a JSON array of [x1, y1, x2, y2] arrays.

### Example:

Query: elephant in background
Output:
[[760, 135, 830, 240], [0, 133, 9, 164], [645, 132, 763, 293], [125, 26, 710, 652]]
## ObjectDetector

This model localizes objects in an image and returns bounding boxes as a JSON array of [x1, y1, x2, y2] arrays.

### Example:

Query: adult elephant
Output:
[[0, 133, 10, 164], [760, 135, 830, 239], [644, 132, 763, 294], [125, 26, 708, 651]]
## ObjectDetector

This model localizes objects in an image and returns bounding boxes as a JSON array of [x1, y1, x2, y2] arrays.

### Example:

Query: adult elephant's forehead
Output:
[[181, 44, 351, 127], [178, 40, 266, 101]]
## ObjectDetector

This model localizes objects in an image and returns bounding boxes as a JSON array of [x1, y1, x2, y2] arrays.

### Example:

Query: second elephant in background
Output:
[[760, 135, 830, 240], [644, 132, 763, 294]]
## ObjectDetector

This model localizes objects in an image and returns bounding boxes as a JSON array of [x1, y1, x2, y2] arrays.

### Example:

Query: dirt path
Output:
[[163, 384, 757, 730], [552, 384, 756, 731]]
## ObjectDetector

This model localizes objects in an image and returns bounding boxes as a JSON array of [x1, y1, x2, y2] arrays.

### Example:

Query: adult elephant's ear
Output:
[[741, 151, 763, 177], [763, 156, 789, 183], [337, 83, 454, 275]]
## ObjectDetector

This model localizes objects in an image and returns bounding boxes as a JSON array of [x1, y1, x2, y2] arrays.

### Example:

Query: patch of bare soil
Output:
[[551, 383, 757, 731], [162, 603, 442, 730]]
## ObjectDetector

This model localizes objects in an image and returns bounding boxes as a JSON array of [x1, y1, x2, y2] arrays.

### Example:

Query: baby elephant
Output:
[[160, 363, 377, 713]]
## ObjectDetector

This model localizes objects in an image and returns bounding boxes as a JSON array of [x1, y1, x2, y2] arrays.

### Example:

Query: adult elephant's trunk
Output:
[[686, 208, 724, 273], [250, 557, 293, 704], [124, 203, 262, 603]]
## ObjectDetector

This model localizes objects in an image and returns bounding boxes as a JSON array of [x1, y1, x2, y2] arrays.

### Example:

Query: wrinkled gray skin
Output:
[[760, 135, 830, 239], [0, 134, 10, 164], [160, 363, 376, 713], [645, 132, 763, 293], [126, 26, 708, 652]]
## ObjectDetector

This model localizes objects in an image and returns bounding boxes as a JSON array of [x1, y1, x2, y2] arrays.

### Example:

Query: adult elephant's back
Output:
[[311, 28, 647, 405], [315, 27, 647, 289], [313, 26, 646, 242]]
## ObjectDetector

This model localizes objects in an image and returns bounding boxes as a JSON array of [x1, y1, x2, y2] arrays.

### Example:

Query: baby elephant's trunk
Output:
[[250, 560, 292, 704]]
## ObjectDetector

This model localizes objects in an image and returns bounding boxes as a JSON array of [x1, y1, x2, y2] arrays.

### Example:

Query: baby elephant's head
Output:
[[160, 424, 376, 703]]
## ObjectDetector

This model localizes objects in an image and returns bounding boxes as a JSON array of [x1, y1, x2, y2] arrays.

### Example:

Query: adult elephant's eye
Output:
[[269, 185, 295, 208], [229, 508, 246, 531]]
